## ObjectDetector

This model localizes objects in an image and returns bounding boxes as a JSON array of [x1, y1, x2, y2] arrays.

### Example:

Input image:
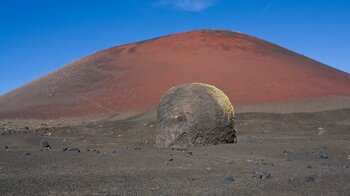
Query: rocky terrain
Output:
[[0, 108, 349, 195]]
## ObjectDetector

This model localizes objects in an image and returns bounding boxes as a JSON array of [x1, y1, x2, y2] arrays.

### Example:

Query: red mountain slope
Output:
[[0, 30, 349, 119]]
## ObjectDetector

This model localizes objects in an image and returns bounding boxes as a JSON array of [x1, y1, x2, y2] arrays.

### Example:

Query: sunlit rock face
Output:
[[156, 83, 237, 148]]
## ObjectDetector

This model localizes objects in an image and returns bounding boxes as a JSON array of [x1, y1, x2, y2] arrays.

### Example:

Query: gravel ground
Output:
[[0, 108, 349, 195]]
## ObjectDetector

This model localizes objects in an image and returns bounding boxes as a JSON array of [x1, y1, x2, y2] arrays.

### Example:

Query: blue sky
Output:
[[1, 0, 349, 95]]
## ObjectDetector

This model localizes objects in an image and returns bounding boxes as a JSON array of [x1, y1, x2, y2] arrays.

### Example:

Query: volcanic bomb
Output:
[[156, 83, 237, 148]]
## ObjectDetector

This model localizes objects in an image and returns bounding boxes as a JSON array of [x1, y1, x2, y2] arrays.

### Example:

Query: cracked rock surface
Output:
[[156, 83, 237, 148]]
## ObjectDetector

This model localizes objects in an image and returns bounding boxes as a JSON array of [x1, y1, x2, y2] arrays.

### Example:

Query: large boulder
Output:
[[156, 83, 237, 148]]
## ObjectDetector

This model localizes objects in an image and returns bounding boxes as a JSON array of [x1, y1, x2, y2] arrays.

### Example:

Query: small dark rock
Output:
[[168, 158, 174, 161], [307, 165, 312, 169], [288, 176, 294, 183], [63, 147, 68, 152], [70, 148, 80, 153], [252, 171, 271, 179], [225, 160, 234, 164], [224, 176, 235, 182], [306, 175, 318, 183], [261, 159, 268, 165], [134, 146, 141, 150], [41, 140, 50, 148], [259, 171, 270, 179], [317, 152, 328, 159], [186, 151, 193, 157], [4, 146, 9, 149], [25, 152, 31, 156]]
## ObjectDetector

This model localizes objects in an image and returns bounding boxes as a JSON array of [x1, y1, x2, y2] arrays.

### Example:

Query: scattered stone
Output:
[[260, 159, 268, 165], [224, 176, 235, 182], [134, 146, 141, 150], [168, 158, 174, 161], [259, 171, 271, 179], [307, 165, 312, 169], [315, 127, 326, 135], [25, 152, 31, 156], [156, 83, 237, 148], [306, 175, 318, 183], [68, 148, 81, 153], [4, 146, 8, 149], [288, 176, 294, 183], [206, 167, 212, 171], [186, 151, 193, 157], [317, 152, 328, 159], [252, 171, 270, 179], [41, 140, 51, 149], [62, 147, 80, 153]]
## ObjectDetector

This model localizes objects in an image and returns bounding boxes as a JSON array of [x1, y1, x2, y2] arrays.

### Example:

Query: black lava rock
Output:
[[68, 148, 81, 153], [306, 175, 318, 183], [252, 171, 271, 179], [224, 176, 235, 182], [41, 140, 50, 148], [186, 151, 193, 157], [317, 152, 328, 159]]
